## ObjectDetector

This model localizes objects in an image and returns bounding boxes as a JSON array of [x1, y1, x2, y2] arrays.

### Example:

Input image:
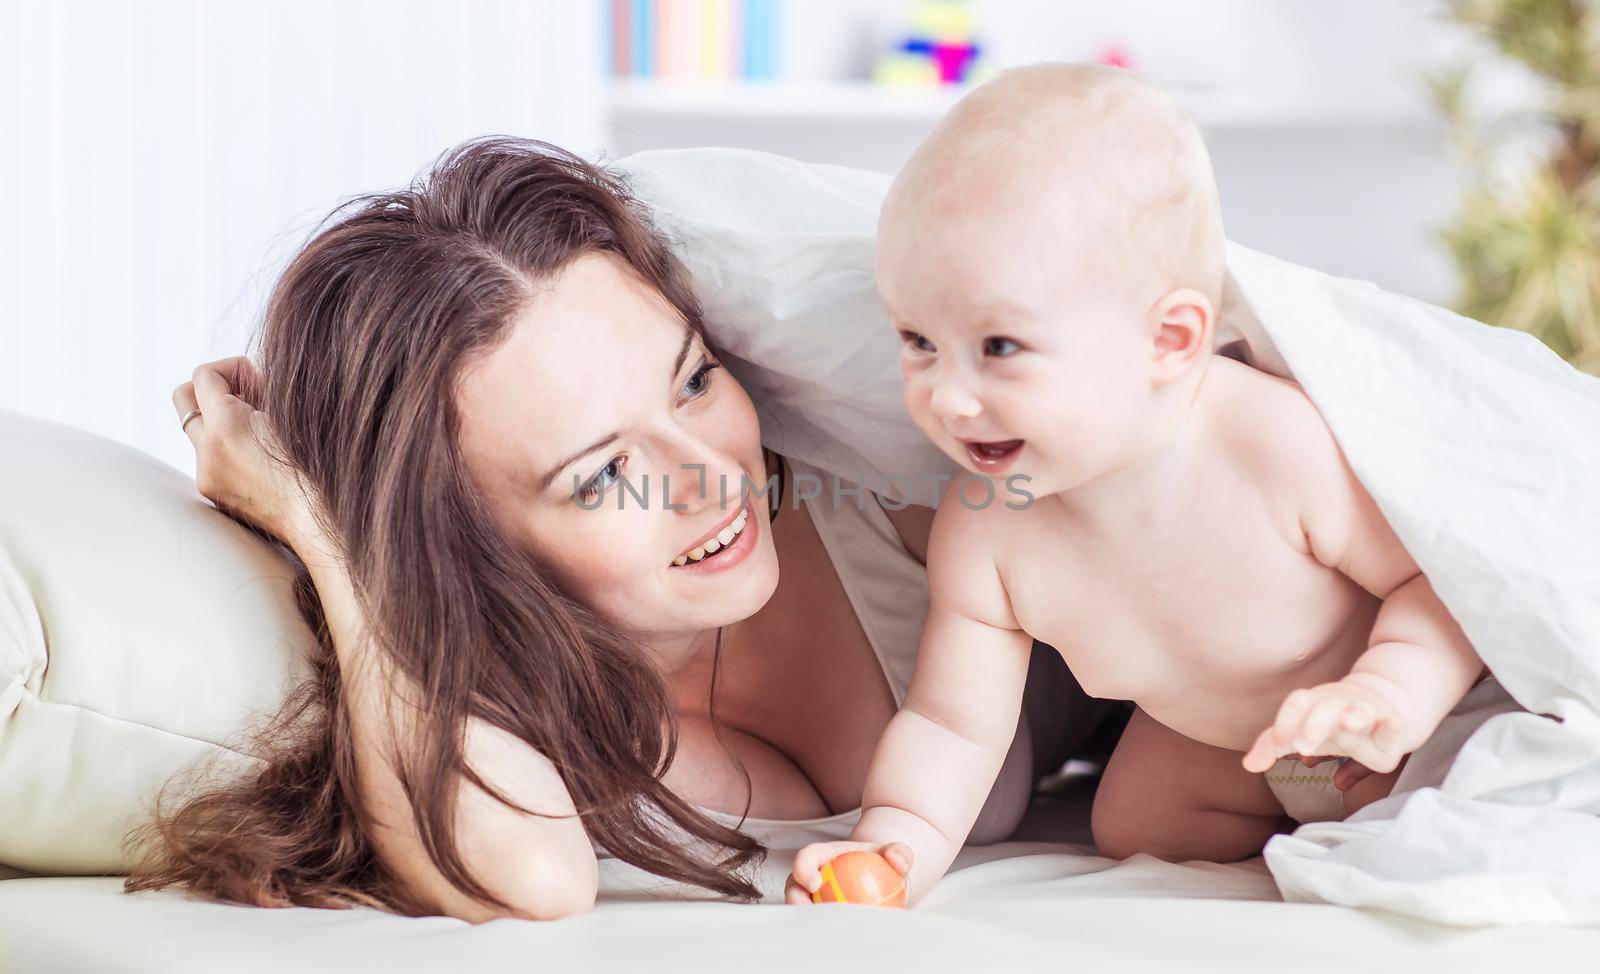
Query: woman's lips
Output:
[[963, 438, 1024, 474], [670, 501, 758, 575]]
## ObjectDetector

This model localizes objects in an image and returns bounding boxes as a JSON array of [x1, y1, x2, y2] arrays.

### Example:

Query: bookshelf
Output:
[[607, 78, 961, 124], [605, 78, 1437, 132]]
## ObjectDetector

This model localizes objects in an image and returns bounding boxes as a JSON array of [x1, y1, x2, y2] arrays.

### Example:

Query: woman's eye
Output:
[[983, 336, 1021, 357], [680, 359, 721, 399], [900, 330, 936, 353], [579, 455, 626, 502]]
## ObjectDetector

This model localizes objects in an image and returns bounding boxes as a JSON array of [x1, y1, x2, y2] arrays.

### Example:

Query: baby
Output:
[[788, 64, 1485, 905]]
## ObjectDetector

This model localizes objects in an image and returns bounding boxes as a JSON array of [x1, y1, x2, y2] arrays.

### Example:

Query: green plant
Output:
[[1434, 0, 1600, 373]]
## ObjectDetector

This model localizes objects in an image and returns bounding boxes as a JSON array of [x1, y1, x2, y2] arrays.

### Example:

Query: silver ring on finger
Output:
[[180, 409, 202, 432]]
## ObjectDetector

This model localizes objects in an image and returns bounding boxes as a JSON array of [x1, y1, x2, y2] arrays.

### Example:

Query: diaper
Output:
[[1264, 757, 1348, 824]]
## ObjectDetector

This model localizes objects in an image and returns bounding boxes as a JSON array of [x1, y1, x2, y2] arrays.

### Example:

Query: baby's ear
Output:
[[1147, 287, 1215, 385]]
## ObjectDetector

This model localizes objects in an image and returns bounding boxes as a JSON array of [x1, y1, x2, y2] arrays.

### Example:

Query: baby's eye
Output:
[[899, 330, 937, 353], [983, 337, 1021, 357], [579, 455, 627, 503]]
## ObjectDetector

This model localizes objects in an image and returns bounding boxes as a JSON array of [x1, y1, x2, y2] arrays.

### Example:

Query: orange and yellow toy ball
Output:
[[810, 851, 907, 908]]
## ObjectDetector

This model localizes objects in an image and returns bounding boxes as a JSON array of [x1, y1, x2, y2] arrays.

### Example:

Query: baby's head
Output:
[[878, 64, 1226, 498]]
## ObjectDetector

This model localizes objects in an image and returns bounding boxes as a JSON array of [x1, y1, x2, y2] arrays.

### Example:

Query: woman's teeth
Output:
[[671, 508, 749, 567]]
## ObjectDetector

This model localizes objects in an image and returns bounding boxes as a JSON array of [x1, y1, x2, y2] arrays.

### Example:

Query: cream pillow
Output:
[[0, 408, 312, 874]]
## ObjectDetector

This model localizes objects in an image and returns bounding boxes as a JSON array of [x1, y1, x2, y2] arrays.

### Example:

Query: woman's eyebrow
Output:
[[670, 325, 696, 378], [539, 431, 621, 493], [536, 328, 698, 494]]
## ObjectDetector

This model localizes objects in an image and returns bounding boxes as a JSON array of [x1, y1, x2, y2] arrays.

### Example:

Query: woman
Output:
[[136, 137, 1121, 922]]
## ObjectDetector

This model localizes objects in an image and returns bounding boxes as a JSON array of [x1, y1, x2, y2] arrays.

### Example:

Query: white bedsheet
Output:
[[6, 792, 1594, 970], [615, 148, 1600, 927], [3, 842, 1596, 974], [1221, 243, 1600, 926]]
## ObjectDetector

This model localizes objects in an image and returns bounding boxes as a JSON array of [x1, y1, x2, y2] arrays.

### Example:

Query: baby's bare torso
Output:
[[996, 356, 1379, 751]]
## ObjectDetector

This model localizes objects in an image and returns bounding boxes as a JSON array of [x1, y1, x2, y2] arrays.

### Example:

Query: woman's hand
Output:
[[784, 840, 913, 905], [171, 356, 318, 544]]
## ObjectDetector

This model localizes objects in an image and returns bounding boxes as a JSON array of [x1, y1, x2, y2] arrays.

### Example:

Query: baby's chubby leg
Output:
[[1091, 708, 1289, 862]]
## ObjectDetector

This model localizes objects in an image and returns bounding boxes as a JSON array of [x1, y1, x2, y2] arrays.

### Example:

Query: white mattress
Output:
[[3, 796, 1594, 973]]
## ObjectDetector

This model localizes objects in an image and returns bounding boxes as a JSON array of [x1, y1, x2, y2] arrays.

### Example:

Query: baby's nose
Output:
[[928, 374, 983, 419]]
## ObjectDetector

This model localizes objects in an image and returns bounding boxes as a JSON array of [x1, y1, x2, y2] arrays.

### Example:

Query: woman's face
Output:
[[455, 252, 779, 645]]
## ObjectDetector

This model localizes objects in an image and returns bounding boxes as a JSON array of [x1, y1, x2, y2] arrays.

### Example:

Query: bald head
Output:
[[880, 64, 1225, 309]]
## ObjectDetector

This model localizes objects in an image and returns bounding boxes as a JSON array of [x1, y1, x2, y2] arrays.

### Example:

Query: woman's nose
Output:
[[660, 451, 745, 515]]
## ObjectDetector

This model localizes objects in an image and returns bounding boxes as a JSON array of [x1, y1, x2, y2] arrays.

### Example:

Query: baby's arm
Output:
[[789, 495, 1033, 905], [1243, 403, 1483, 774]]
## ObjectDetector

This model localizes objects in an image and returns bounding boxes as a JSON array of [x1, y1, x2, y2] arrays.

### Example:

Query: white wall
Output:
[[1, 0, 604, 475]]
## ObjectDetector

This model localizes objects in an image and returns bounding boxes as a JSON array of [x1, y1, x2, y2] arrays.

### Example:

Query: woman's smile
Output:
[[670, 499, 758, 574]]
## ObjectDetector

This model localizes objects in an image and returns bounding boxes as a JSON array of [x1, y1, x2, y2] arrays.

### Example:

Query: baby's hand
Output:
[[1243, 677, 1421, 775], [784, 841, 914, 905]]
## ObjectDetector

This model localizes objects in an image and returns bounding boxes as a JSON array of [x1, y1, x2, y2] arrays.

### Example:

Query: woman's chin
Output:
[[663, 539, 779, 622], [717, 544, 780, 616]]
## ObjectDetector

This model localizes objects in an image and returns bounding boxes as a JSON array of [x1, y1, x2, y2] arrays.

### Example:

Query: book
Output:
[[742, 0, 777, 80]]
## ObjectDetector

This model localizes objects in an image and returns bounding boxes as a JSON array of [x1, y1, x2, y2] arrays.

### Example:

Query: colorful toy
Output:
[[1097, 42, 1135, 70], [810, 850, 908, 908], [873, 1, 985, 88]]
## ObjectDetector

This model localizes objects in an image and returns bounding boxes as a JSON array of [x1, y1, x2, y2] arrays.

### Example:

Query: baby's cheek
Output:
[[902, 376, 940, 428], [912, 407, 962, 461], [1004, 380, 1075, 436]]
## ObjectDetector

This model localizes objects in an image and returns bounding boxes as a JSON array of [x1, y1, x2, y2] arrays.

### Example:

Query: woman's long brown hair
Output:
[[123, 137, 766, 912]]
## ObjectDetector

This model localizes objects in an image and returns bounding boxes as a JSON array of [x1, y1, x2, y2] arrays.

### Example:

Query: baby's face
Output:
[[879, 191, 1158, 498]]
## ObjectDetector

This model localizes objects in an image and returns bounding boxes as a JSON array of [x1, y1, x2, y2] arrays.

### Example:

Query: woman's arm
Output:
[[289, 516, 600, 922], [178, 357, 597, 922]]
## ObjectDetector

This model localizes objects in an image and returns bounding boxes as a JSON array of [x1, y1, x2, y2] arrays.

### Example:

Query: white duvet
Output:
[[614, 147, 1600, 927]]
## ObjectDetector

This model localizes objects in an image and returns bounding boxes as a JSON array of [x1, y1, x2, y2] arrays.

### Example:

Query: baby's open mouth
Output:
[[964, 439, 1024, 470]]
